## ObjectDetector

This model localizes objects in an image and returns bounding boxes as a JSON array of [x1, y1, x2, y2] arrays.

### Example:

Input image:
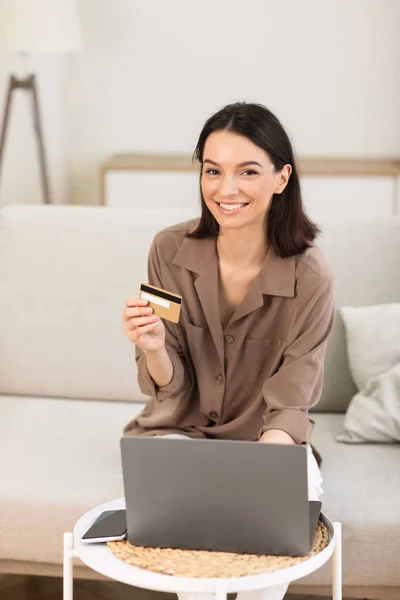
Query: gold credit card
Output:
[[139, 283, 182, 323]]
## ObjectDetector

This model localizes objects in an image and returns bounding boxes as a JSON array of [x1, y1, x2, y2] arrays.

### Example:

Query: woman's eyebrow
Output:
[[203, 159, 263, 168]]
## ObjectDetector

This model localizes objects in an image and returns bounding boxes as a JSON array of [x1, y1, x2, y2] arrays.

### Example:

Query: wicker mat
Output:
[[107, 521, 330, 578]]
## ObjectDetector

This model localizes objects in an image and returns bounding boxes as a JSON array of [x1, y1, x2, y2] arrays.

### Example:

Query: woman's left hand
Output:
[[259, 429, 295, 444]]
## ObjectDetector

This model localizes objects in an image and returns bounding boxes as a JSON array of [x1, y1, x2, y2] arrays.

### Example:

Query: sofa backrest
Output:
[[0, 205, 399, 412], [316, 217, 400, 410], [0, 205, 198, 404]]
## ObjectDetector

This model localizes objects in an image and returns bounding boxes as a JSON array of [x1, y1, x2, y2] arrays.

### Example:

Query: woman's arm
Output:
[[142, 345, 173, 388], [136, 233, 195, 403], [259, 274, 335, 444]]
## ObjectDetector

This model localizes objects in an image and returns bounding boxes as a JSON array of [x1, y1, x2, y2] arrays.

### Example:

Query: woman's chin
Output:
[[211, 212, 244, 229]]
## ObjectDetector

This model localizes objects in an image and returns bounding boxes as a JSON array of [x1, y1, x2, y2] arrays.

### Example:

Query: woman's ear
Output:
[[274, 164, 292, 194]]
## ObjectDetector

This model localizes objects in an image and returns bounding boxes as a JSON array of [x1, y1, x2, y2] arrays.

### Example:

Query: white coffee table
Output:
[[64, 497, 342, 600]]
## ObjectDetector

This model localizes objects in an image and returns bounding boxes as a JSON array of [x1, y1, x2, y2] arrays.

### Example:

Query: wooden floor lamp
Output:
[[0, 0, 83, 204], [0, 73, 51, 203]]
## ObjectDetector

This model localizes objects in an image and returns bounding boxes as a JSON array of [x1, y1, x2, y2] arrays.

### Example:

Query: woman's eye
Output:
[[205, 169, 220, 175], [242, 170, 258, 176]]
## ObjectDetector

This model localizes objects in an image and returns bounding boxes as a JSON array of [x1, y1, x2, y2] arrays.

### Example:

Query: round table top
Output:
[[72, 497, 337, 594]]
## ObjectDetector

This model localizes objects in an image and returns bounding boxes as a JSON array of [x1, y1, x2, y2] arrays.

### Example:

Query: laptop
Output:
[[120, 437, 322, 556]]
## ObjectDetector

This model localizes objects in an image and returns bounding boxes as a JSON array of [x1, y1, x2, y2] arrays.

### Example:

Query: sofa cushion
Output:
[[0, 394, 145, 566], [340, 303, 400, 392], [337, 362, 400, 443], [309, 413, 400, 586]]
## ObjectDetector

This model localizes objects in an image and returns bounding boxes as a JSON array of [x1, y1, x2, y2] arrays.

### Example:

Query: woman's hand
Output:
[[259, 429, 296, 444], [122, 297, 166, 352]]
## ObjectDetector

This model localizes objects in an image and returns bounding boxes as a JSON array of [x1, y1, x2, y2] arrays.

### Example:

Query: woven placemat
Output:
[[107, 521, 329, 578]]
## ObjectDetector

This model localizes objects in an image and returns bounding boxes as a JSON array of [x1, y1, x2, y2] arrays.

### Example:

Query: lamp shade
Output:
[[0, 0, 83, 53]]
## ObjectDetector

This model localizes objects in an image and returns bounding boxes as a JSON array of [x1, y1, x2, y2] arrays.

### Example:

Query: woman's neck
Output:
[[217, 226, 269, 270]]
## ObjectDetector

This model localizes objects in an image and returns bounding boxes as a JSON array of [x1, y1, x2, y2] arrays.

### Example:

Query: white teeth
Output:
[[219, 203, 246, 211]]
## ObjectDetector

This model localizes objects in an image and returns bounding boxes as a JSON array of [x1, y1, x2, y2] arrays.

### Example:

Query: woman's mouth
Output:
[[215, 202, 249, 215]]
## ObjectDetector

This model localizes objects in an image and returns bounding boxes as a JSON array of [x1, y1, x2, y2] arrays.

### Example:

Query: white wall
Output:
[[0, 0, 399, 207]]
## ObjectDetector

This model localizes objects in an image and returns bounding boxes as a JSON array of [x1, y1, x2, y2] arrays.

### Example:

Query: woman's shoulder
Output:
[[155, 217, 200, 238], [150, 217, 200, 255], [295, 243, 334, 290]]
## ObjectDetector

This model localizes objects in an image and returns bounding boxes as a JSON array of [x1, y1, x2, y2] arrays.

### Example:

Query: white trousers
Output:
[[158, 435, 323, 600]]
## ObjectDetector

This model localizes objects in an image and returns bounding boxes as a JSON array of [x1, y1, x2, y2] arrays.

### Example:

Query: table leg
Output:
[[63, 532, 75, 600], [215, 579, 227, 600], [332, 522, 342, 600]]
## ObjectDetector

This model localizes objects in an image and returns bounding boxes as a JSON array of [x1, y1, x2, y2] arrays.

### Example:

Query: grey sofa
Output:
[[0, 205, 399, 600]]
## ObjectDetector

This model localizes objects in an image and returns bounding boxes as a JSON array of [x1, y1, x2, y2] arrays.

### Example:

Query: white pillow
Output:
[[337, 362, 400, 443], [340, 303, 400, 391]]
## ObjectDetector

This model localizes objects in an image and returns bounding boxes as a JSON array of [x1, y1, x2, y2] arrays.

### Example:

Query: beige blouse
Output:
[[123, 218, 335, 444]]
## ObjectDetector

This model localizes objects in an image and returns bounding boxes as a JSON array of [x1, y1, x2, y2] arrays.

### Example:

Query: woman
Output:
[[122, 102, 334, 600]]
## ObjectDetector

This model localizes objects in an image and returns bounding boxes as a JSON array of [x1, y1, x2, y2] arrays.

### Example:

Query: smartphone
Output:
[[81, 509, 127, 543]]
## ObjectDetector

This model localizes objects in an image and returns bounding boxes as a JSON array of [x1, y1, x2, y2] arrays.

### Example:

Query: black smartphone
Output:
[[81, 509, 127, 543]]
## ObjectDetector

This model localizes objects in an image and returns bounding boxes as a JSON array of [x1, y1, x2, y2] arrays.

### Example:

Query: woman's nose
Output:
[[218, 174, 239, 197]]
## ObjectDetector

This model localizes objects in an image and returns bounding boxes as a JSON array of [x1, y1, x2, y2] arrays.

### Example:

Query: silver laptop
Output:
[[120, 437, 321, 556]]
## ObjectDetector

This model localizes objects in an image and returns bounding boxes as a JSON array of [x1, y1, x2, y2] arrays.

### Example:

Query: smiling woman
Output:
[[122, 102, 335, 600], [187, 103, 319, 259]]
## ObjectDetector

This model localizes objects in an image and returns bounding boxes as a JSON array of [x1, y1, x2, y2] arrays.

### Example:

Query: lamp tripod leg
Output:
[[30, 75, 51, 204], [0, 75, 15, 190]]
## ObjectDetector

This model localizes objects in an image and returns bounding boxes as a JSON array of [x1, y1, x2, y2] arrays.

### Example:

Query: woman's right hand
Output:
[[122, 298, 166, 352]]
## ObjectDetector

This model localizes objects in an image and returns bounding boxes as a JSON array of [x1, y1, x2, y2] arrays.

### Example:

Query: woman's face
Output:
[[201, 130, 291, 232]]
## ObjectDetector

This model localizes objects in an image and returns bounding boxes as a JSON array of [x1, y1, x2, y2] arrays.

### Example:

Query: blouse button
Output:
[[224, 335, 234, 344], [215, 374, 224, 385], [209, 411, 219, 420]]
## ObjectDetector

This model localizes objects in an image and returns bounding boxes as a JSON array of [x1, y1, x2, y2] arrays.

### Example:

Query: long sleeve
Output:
[[259, 273, 335, 444], [135, 235, 194, 404]]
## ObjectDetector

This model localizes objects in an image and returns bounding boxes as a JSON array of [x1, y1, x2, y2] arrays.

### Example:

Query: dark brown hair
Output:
[[186, 102, 320, 258]]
